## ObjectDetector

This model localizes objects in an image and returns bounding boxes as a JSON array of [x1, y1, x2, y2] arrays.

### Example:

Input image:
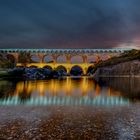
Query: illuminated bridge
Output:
[[0, 48, 132, 75], [0, 96, 129, 106]]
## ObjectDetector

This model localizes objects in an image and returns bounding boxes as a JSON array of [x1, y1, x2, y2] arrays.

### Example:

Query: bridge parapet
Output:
[[0, 48, 132, 54]]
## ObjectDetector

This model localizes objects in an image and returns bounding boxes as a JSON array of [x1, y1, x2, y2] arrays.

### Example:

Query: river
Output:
[[0, 77, 140, 139]]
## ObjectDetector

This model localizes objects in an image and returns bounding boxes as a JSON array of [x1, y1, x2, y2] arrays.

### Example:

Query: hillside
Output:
[[93, 49, 140, 76]]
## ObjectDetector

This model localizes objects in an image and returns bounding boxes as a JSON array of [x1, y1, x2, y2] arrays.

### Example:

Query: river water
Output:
[[0, 77, 139, 106], [0, 77, 140, 139]]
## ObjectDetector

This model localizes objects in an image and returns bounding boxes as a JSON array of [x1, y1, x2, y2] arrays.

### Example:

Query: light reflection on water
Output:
[[0, 77, 138, 106]]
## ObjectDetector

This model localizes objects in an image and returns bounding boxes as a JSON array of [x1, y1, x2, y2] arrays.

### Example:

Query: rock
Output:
[[24, 68, 67, 80], [8, 66, 83, 80], [43, 68, 52, 76], [94, 60, 140, 77], [8, 68, 25, 77]]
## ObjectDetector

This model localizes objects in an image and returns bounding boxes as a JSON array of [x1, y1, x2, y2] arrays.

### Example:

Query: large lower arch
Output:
[[55, 65, 67, 73], [29, 65, 38, 68], [16, 65, 24, 68], [70, 65, 84, 76], [43, 65, 53, 70]]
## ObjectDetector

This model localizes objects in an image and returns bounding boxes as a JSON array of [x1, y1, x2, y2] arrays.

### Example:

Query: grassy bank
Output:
[[0, 70, 10, 78]]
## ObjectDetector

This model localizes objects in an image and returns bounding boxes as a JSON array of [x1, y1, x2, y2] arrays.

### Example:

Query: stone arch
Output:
[[29, 65, 38, 68], [94, 54, 101, 63], [43, 54, 54, 63], [70, 65, 84, 76], [87, 54, 97, 63], [71, 55, 84, 63], [30, 54, 41, 63], [16, 65, 24, 68], [56, 55, 67, 63], [99, 54, 108, 61], [43, 65, 53, 70], [99, 53, 113, 61], [55, 65, 67, 73]]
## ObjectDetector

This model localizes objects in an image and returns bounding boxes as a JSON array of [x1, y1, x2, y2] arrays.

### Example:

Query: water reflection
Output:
[[96, 77, 140, 101], [0, 77, 138, 106]]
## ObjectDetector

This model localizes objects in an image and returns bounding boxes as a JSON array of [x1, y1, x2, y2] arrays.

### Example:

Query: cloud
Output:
[[0, 0, 140, 49]]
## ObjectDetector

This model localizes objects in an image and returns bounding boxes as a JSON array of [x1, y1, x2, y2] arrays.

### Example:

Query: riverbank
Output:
[[0, 68, 94, 80], [94, 75, 140, 77], [94, 60, 140, 78], [93, 50, 140, 77], [0, 104, 139, 140]]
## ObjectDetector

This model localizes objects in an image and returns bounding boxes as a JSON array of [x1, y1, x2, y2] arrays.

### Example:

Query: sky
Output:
[[0, 0, 140, 49]]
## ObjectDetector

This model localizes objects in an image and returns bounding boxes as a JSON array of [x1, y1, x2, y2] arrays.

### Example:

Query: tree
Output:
[[0, 53, 15, 68], [18, 52, 31, 67]]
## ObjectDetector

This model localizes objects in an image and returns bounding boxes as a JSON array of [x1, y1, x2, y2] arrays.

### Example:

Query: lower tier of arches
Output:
[[16, 63, 95, 75]]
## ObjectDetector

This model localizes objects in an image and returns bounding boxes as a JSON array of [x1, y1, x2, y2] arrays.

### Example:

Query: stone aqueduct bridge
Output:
[[0, 48, 131, 75]]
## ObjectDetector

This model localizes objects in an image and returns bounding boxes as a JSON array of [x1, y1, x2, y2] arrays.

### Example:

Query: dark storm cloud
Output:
[[0, 0, 140, 49]]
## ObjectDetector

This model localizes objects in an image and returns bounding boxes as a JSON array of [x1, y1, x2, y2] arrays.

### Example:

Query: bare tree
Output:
[[18, 52, 31, 67]]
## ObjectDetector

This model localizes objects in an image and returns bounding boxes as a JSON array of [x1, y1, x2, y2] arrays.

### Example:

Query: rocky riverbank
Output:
[[0, 68, 68, 80], [93, 49, 140, 77], [94, 60, 140, 77], [0, 66, 87, 80], [0, 104, 140, 140]]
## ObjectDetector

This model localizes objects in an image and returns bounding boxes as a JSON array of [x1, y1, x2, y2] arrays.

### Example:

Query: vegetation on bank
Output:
[[0, 52, 32, 69], [0, 71, 10, 78], [0, 52, 32, 79], [0, 55, 15, 68], [93, 49, 140, 73]]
